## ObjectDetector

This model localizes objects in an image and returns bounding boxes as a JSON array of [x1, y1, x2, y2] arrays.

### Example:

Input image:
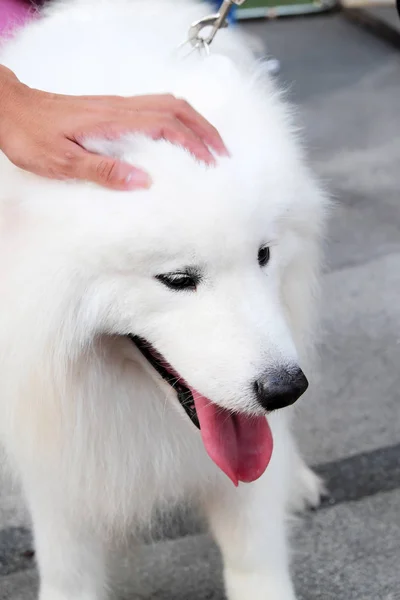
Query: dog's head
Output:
[[0, 94, 327, 484]]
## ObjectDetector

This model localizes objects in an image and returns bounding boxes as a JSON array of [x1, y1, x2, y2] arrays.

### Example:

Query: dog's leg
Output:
[[207, 484, 296, 600], [288, 453, 326, 513], [204, 417, 297, 600], [27, 491, 107, 600], [282, 421, 326, 514]]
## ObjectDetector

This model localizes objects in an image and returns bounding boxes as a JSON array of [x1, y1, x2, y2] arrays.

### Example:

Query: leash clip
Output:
[[187, 0, 246, 50]]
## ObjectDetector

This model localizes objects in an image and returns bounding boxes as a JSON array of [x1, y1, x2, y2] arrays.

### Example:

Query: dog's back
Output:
[[2, 1, 254, 90], [0, 0, 296, 162]]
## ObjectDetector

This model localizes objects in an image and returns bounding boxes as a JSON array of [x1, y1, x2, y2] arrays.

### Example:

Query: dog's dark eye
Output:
[[258, 246, 270, 267], [156, 273, 198, 291]]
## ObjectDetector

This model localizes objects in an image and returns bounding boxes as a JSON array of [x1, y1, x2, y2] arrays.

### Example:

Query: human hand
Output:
[[0, 67, 228, 190]]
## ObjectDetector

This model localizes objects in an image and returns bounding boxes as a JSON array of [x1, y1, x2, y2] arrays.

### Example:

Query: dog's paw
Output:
[[39, 584, 104, 600], [289, 461, 327, 514], [224, 569, 297, 600]]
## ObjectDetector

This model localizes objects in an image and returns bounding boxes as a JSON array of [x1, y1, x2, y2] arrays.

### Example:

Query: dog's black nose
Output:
[[253, 367, 309, 412]]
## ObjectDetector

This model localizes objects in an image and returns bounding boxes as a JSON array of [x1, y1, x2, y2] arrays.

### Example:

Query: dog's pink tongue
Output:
[[191, 390, 273, 486]]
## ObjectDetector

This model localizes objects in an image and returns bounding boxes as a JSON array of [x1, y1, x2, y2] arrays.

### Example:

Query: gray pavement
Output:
[[1, 12, 400, 600]]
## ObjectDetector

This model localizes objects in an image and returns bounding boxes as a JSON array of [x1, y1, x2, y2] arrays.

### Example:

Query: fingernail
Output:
[[218, 144, 230, 157], [205, 154, 217, 166], [124, 170, 152, 190], [210, 139, 230, 157]]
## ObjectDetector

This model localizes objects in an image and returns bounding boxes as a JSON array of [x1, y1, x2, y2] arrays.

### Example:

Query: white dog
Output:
[[0, 1, 328, 599]]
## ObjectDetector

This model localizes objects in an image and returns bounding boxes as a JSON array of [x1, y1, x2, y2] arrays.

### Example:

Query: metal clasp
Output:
[[187, 0, 246, 50]]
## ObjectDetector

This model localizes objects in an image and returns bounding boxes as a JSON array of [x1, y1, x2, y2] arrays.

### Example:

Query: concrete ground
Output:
[[1, 12, 400, 600]]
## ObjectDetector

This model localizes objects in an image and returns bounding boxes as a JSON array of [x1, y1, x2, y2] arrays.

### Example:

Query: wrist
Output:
[[0, 65, 20, 102], [0, 67, 30, 146]]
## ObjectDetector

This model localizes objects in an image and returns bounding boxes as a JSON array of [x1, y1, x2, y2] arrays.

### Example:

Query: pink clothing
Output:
[[0, 0, 34, 38]]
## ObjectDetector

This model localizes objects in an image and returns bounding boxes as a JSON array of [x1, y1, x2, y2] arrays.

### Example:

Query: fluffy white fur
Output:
[[0, 1, 328, 599]]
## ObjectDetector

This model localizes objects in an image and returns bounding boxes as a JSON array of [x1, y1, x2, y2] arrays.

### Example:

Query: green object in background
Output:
[[237, 0, 336, 18]]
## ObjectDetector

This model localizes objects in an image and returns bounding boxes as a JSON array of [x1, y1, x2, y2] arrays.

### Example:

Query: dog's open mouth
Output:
[[130, 335, 200, 428], [129, 335, 273, 486]]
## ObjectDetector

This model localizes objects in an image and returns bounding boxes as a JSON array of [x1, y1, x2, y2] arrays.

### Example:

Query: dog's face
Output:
[[115, 194, 303, 418], [59, 138, 322, 418]]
